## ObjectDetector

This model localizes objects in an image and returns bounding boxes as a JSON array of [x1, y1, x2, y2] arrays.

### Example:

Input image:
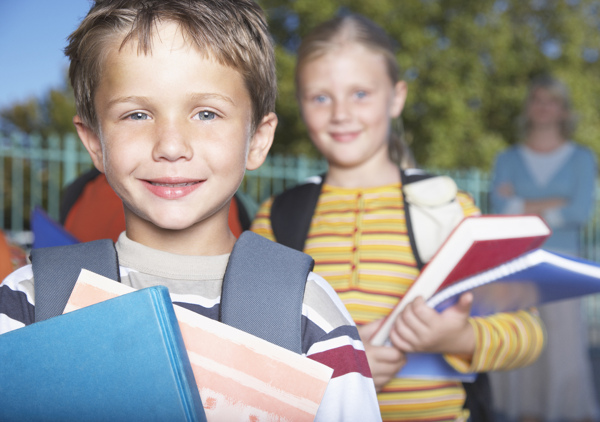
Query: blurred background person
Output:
[[490, 75, 599, 422]]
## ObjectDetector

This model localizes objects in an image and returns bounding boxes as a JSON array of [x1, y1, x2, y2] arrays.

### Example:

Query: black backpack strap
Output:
[[233, 191, 259, 232], [400, 169, 494, 421], [220, 231, 314, 354], [400, 168, 444, 270], [31, 239, 120, 322], [400, 169, 423, 270], [270, 175, 325, 251], [59, 167, 103, 224]]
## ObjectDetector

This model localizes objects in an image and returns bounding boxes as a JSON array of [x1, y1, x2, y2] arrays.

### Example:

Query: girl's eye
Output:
[[128, 112, 150, 121], [355, 91, 367, 99], [314, 95, 328, 104], [196, 111, 216, 121]]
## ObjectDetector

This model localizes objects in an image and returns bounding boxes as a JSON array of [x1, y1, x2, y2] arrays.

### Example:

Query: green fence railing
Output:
[[5, 133, 600, 343], [2, 132, 598, 249]]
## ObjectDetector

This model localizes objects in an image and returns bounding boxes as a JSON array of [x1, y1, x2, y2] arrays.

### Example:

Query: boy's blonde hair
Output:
[[295, 14, 414, 168], [65, 0, 276, 134], [518, 75, 577, 139]]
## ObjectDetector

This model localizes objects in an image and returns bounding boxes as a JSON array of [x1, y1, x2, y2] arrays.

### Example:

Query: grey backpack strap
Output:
[[31, 239, 120, 322], [220, 231, 314, 354]]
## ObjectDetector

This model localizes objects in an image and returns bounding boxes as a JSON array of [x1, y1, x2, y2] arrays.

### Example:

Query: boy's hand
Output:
[[389, 293, 475, 356], [358, 320, 407, 392]]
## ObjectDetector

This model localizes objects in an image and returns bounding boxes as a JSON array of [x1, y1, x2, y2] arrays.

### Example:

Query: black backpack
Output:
[[30, 231, 313, 354], [269, 169, 494, 422]]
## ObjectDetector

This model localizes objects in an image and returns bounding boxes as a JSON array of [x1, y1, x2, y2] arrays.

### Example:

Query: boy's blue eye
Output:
[[355, 91, 367, 99], [197, 111, 216, 121], [129, 112, 149, 121], [314, 95, 328, 104]]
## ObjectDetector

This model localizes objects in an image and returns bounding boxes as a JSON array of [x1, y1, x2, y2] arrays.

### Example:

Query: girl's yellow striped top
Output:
[[251, 181, 545, 422]]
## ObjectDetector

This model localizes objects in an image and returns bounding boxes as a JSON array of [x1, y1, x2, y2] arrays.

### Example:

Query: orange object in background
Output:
[[63, 171, 126, 243], [0, 231, 28, 280], [0, 232, 13, 280]]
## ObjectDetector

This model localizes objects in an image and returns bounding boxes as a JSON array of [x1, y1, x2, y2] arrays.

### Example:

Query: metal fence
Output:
[[3, 133, 600, 341], [0, 133, 495, 231]]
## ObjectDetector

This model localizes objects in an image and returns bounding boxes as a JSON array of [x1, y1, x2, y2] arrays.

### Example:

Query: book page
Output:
[[65, 269, 333, 422]]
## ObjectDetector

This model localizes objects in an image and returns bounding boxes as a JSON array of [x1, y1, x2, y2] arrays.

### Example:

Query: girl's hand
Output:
[[358, 320, 407, 392], [389, 293, 475, 357], [524, 197, 566, 215]]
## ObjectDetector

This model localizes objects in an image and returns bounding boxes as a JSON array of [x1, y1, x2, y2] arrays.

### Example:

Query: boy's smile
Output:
[[75, 21, 275, 254], [142, 176, 204, 200]]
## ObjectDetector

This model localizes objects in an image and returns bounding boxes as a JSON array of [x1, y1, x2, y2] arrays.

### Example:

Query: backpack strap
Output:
[[399, 169, 424, 269], [31, 239, 120, 322], [270, 175, 325, 251], [220, 231, 314, 354], [400, 168, 444, 270]]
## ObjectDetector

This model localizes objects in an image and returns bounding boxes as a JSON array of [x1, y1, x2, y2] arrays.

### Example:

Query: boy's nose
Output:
[[152, 123, 193, 162]]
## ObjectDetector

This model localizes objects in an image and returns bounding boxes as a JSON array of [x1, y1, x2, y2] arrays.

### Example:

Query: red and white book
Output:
[[370, 214, 551, 346], [65, 270, 333, 422]]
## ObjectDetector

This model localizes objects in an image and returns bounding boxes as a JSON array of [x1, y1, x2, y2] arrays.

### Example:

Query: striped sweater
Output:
[[0, 233, 382, 421], [252, 182, 545, 422]]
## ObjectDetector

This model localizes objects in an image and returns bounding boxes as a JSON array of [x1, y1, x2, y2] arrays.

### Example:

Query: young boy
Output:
[[0, 0, 381, 419]]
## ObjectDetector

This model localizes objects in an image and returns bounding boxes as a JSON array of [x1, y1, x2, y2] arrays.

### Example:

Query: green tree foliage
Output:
[[0, 71, 77, 141], [2, 2, 600, 170], [262, 0, 600, 169]]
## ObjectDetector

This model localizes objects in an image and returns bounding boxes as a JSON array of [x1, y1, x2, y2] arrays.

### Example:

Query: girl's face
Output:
[[527, 87, 567, 129], [297, 43, 406, 171]]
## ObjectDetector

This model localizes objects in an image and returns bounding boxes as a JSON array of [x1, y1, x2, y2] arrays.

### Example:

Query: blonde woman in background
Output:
[[490, 75, 599, 422]]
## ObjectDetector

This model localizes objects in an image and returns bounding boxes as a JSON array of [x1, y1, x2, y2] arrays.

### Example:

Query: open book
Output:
[[398, 248, 600, 381], [65, 270, 333, 421], [368, 214, 600, 381], [370, 214, 552, 346]]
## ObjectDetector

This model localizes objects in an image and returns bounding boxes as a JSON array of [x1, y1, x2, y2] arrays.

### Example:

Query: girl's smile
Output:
[[329, 130, 361, 143], [297, 43, 406, 182]]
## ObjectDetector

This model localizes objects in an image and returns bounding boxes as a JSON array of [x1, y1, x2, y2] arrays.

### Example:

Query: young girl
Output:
[[490, 76, 599, 422], [252, 14, 545, 421]]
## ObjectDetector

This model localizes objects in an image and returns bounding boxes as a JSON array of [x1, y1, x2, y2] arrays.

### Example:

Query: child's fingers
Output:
[[363, 344, 407, 391], [390, 311, 422, 352], [445, 292, 473, 318], [406, 296, 439, 326], [357, 319, 385, 343], [388, 325, 411, 351]]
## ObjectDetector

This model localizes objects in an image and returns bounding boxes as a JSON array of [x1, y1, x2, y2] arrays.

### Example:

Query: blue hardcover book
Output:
[[0, 286, 206, 421], [399, 249, 600, 381]]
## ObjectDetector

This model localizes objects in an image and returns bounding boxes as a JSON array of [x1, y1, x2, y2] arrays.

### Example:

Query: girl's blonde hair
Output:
[[295, 14, 415, 168], [518, 75, 577, 140]]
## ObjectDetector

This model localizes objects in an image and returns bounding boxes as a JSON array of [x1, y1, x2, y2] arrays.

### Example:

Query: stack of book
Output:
[[369, 215, 600, 381]]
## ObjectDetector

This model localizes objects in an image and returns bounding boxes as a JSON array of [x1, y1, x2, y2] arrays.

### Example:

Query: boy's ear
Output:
[[246, 112, 277, 171], [73, 116, 105, 173], [390, 80, 408, 119]]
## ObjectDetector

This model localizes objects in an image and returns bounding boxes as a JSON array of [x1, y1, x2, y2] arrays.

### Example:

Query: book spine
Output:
[[151, 287, 205, 422]]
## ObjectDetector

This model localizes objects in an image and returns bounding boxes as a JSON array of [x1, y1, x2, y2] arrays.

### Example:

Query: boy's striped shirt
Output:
[[0, 233, 381, 422]]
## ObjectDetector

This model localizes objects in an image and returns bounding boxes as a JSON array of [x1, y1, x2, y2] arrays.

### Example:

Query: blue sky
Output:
[[0, 0, 93, 109]]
